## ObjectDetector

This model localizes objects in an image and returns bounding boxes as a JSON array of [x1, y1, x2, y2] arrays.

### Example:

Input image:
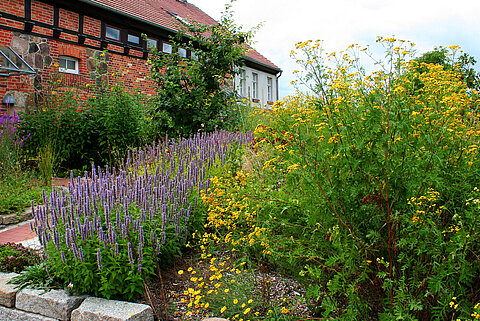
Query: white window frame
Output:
[[105, 25, 121, 41], [190, 51, 198, 61], [146, 38, 158, 51], [238, 69, 246, 97], [252, 72, 258, 99], [58, 56, 79, 74], [127, 34, 140, 45], [162, 42, 173, 54], [178, 47, 187, 58], [267, 77, 273, 101]]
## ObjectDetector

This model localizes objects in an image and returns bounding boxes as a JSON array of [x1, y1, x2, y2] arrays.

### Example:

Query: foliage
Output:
[[209, 38, 480, 319], [0, 243, 39, 273], [37, 144, 56, 187], [19, 57, 150, 173], [89, 84, 150, 165], [0, 172, 45, 215], [416, 46, 480, 90], [148, 2, 254, 137], [8, 262, 63, 292], [0, 112, 30, 176], [32, 131, 251, 301]]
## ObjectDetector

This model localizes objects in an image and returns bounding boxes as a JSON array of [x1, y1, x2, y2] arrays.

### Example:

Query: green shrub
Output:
[[148, 3, 254, 137], [19, 82, 150, 172]]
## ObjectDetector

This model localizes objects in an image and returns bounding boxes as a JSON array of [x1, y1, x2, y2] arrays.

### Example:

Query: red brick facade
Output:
[[0, 0, 281, 113], [1, 0, 162, 113]]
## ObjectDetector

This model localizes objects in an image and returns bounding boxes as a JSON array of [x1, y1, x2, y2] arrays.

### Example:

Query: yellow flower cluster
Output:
[[408, 188, 442, 223], [177, 256, 258, 319]]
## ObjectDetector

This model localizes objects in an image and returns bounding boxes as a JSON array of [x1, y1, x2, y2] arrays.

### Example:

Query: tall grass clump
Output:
[[225, 38, 480, 319], [31, 130, 252, 301]]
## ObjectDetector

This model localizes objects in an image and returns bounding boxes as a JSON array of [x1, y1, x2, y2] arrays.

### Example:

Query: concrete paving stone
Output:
[[16, 288, 86, 321], [71, 297, 154, 321], [0, 272, 19, 307], [0, 305, 58, 321]]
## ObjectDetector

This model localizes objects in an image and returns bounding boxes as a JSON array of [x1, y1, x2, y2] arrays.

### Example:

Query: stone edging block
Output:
[[16, 288, 86, 320], [0, 272, 19, 307], [71, 296, 154, 321], [0, 305, 58, 320]]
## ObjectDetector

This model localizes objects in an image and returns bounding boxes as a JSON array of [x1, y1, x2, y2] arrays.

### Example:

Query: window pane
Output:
[[163, 43, 172, 54], [147, 38, 158, 50], [58, 56, 78, 74], [128, 34, 140, 44], [59, 58, 66, 69], [178, 48, 187, 57], [67, 60, 75, 70], [106, 26, 120, 40]]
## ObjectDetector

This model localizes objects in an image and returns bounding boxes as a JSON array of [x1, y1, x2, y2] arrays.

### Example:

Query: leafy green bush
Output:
[[19, 81, 150, 172], [148, 3, 254, 137], [89, 85, 149, 164], [216, 38, 480, 319]]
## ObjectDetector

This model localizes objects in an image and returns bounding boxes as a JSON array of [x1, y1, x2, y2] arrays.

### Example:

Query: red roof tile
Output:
[[85, 0, 280, 71]]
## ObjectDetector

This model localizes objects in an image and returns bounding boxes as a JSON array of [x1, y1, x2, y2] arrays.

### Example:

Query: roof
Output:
[[81, 0, 281, 72]]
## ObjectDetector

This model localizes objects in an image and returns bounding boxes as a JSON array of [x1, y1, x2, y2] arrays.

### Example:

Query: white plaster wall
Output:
[[234, 66, 278, 107]]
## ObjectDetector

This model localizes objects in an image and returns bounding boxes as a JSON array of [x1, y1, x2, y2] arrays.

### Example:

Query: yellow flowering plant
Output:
[[243, 38, 480, 319]]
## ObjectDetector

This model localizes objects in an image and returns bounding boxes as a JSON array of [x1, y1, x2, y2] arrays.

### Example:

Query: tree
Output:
[[148, 2, 255, 137], [416, 46, 480, 90]]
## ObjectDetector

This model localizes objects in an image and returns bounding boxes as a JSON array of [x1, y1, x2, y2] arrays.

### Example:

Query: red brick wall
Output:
[[1, 0, 158, 113], [0, 0, 24, 17]]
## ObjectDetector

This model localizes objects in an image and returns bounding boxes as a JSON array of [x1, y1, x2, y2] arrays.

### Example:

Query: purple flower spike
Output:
[[97, 248, 103, 270]]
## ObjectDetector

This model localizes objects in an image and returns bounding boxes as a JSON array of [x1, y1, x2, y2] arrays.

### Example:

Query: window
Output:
[[162, 42, 172, 54], [238, 69, 246, 97], [147, 38, 158, 51], [127, 34, 140, 45], [190, 51, 198, 61], [267, 77, 273, 101], [252, 73, 258, 99], [178, 47, 187, 58], [105, 26, 121, 41], [59, 56, 79, 74]]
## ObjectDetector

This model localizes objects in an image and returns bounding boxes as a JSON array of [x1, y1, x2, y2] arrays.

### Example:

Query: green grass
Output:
[[0, 171, 47, 216]]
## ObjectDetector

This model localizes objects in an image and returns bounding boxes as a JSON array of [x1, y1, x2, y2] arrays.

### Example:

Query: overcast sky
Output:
[[189, 0, 480, 99]]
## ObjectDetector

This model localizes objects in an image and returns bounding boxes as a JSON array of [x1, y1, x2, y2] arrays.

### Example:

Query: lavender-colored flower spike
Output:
[[127, 242, 134, 265], [97, 248, 103, 270]]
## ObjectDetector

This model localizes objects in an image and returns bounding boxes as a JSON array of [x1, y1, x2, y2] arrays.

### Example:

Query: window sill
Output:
[[252, 99, 260, 103]]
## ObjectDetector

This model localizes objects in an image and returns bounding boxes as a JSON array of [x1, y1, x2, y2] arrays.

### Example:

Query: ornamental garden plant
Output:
[[29, 131, 252, 301]]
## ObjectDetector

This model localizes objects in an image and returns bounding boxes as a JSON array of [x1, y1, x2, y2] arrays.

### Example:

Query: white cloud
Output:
[[189, 0, 480, 98]]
